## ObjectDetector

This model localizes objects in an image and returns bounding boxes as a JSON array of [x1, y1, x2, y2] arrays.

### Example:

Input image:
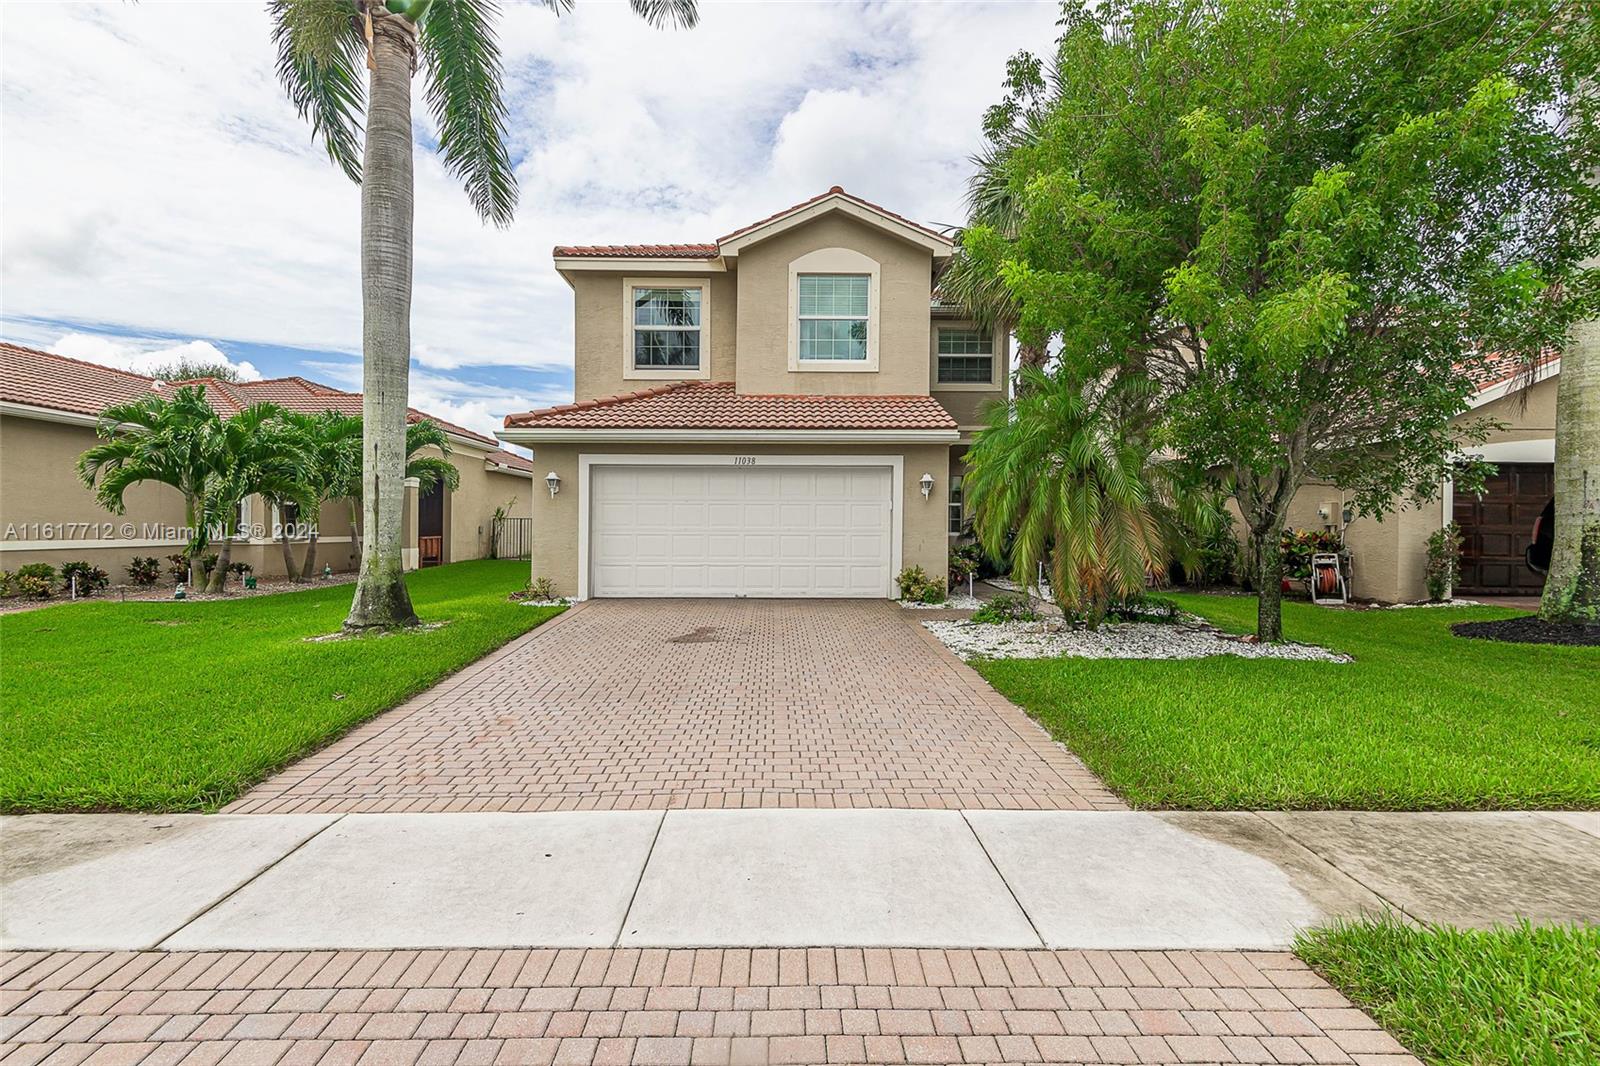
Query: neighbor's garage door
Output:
[[589, 464, 893, 597], [1453, 461, 1552, 595]]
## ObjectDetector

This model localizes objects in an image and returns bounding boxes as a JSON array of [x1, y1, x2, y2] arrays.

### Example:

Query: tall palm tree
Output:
[[964, 364, 1206, 625], [271, 0, 699, 629], [200, 405, 309, 593], [76, 386, 222, 586]]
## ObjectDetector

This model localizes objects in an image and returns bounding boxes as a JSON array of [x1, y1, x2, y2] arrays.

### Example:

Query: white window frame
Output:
[[931, 323, 1002, 391], [948, 473, 966, 537], [787, 248, 880, 373], [622, 276, 712, 382]]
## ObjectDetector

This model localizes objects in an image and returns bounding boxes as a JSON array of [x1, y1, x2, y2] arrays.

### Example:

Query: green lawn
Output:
[[1, 560, 561, 813], [1297, 917, 1600, 1066], [974, 595, 1600, 809]]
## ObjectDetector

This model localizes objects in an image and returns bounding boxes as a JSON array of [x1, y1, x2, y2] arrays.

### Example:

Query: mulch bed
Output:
[[1452, 616, 1600, 647]]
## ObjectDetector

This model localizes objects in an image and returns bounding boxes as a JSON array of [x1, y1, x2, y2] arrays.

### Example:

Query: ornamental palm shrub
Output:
[[965, 364, 1209, 627]]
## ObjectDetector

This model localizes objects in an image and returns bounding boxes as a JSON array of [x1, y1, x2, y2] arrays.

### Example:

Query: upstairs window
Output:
[[797, 274, 869, 361], [936, 328, 994, 384], [632, 286, 701, 369]]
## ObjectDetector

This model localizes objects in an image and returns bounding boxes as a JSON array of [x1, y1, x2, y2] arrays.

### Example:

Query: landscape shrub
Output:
[[14, 573, 54, 599], [15, 563, 57, 586], [896, 565, 945, 603], [166, 554, 190, 582], [1424, 522, 1462, 602], [971, 591, 1037, 624], [228, 561, 253, 576], [1280, 528, 1341, 580], [126, 557, 161, 586], [59, 561, 110, 596], [1195, 512, 1241, 587], [0, 571, 13, 598], [1105, 595, 1180, 623], [510, 576, 559, 602], [948, 544, 980, 589]]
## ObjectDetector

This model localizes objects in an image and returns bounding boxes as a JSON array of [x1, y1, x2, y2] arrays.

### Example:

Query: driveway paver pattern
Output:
[[228, 600, 1120, 815], [0, 947, 1419, 1065]]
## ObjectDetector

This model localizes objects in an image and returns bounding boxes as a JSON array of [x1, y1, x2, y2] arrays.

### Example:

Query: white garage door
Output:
[[589, 463, 894, 597]]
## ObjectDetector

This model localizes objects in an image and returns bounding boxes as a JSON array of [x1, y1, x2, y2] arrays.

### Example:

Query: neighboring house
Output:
[[1278, 356, 1560, 602], [498, 187, 1007, 599], [0, 342, 533, 580]]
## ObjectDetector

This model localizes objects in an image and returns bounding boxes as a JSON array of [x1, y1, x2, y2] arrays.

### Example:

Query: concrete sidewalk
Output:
[[4, 810, 1595, 953]]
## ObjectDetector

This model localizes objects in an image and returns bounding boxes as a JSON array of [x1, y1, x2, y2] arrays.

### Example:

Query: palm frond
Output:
[[271, 0, 366, 184], [420, 0, 519, 226], [628, 0, 699, 30]]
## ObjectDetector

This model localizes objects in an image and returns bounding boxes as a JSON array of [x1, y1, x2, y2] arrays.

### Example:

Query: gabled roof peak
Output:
[[552, 187, 953, 264]]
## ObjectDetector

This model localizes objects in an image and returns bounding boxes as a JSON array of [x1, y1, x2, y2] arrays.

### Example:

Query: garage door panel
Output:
[[590, 463, 893, 597]]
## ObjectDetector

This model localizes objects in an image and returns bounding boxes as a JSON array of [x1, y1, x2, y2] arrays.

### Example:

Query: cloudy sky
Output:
[[1, 0, 1058, 439]]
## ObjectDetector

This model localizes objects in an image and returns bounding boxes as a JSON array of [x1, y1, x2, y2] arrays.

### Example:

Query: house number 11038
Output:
[[732, 456, 757, 465]]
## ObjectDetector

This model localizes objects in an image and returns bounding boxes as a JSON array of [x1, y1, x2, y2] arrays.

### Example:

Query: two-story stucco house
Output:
[[498, 188, 1008, 599]]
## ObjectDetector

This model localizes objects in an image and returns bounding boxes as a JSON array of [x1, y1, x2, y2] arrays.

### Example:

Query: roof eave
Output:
[[497, 427, 960, 444], [718, 194, 953, 259]]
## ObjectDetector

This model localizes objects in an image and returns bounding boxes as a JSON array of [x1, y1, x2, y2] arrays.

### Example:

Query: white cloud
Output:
[[50, 333, 263, 382], [1, 1, 1058, 388]]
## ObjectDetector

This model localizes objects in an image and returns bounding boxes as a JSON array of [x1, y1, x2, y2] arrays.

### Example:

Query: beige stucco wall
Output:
[[1273, 374, 1558, 602], [734, 214, 935, 396], [0, 410, 529, 585], [570, 271, 737, 401], [929, 317, 1008, 432], [524, 443, 951, 599], [1469, 375, 1558, 442]]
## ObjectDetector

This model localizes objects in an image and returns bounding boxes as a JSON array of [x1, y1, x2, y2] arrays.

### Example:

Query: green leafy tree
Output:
[[962, 0, 1599, 639], [965, 363, 1206, 626], [271, 0, 699, 629], [76, 386, 222, 586]]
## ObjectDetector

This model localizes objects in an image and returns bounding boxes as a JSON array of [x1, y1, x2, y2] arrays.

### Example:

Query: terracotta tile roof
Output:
[[0, 341, 505, 451], [0, 342, 158, 417], [485, 447, 535, 473], [1461, 349, 1559, 393], [503, 381, 958, 431], [551, 187, 952, 260], [552, 243, 720, 259]]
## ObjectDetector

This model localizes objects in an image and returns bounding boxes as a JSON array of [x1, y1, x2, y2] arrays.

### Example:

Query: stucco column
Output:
[[401, 476, 420, 572]]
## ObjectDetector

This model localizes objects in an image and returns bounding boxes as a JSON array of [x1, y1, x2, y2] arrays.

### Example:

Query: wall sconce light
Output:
[[919, 473, 935, 499], [545, 471, 561, 498]]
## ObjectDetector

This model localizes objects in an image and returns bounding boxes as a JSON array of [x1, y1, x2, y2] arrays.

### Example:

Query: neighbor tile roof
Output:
[[0, 341, 532, 471], [551, 187, 951, 260], [503, 380, 958, 431]]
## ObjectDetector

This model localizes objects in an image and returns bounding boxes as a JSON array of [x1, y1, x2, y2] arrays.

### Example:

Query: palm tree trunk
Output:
[[207, 532, 234, 594], [301, 529, 321, 580], [277, 520, 300, 582], [345, 5, 419, 630], [1540, 302, 1599, 622]]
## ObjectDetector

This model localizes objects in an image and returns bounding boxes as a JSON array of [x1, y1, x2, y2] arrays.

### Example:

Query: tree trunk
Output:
[[1249, 517, 1288, 642], [1540, 297, 1600, 623], [207, 532, 234, 594], [301, 530, 321, 581], [345, 6, 419, 630], [278, 527, 300, 582], [183, 494, 202, 588]]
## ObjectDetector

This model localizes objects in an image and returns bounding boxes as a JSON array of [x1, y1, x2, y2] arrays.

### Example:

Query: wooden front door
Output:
[[1454, 462, 1552, 595], [419, 480, 445, 568]]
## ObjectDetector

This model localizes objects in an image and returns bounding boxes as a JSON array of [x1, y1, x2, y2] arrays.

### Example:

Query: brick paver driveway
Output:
[[228, 600, 1120, 814], [2, 948, 1419, 1066]]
